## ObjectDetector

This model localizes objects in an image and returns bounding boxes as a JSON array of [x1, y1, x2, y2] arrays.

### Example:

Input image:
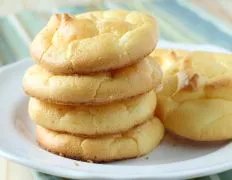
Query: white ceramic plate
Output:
[[0, 41, 231, 180]]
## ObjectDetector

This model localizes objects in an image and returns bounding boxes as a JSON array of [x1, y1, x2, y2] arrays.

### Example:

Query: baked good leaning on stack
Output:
[[23, 9, 165, 162], [152, 49, 232, 141]]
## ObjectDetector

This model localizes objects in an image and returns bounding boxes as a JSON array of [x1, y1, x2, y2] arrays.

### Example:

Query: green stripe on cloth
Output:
[[32, 172, 67, 180], [53, 6, 89, 14], [33, 172, 225, 180], [0, 16, 29, 63], [218, 170, 232, 179], [104, 0, 232, 47], [143, 2, 206, 43], [160, 0, 232, 49], [1, 0, 232, 65], [0, 23, 16, 65], [193, 176, 212, 180], [16, 11, 48, 38], [178, 0, 232, 38]]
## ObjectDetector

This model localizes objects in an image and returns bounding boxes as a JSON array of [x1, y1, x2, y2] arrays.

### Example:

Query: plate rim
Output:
[[0, 42, 232, 180]]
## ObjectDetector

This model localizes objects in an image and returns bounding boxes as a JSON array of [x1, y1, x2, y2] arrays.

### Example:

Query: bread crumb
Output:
[[172, 143, 177, 147], [87, 160, 94, 163], [74, 161, 79, 166], [59, 153, 64, 157]]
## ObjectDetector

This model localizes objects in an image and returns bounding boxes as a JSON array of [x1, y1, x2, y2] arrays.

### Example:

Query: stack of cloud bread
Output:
[[151, 48, 232, 141], [22, 10, 164, 162]]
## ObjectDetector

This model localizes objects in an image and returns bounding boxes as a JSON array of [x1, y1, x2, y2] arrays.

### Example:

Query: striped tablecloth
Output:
[[1, 0, 232, 179]]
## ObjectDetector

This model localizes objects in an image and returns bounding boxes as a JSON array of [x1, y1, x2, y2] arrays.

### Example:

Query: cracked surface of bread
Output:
[[30, 10, 158, 74], [23, 56, 162, 105], [152, 49, 232, 141], [36, 117, 164, 162], [29, 90, 156, 136], [157, 51, 232, 101]]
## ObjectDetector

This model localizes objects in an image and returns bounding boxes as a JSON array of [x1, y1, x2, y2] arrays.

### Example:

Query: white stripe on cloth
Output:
[[177, 0, 232, 38], [8, 14, 32, 47]]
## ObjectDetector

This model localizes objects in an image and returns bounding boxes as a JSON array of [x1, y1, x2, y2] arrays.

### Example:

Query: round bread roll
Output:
[[29, 90, 156, 136], [37, 117, 164, 162], [153, 50, 232, 141], [23, 57, 162, 105], [157, 97, 232, 141], [30, 10, 158, 74]]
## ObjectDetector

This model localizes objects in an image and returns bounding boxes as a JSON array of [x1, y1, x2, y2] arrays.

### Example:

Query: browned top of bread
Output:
[[31, 10, 158, 74], [152, 49, 232, 141], [151, 49, 232, 101]]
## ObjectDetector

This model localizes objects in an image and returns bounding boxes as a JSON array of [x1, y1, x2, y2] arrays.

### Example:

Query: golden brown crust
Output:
[[31, 10, 158, 74], [151, 50, 232, 100], [153, 49, 232, 141], [160, 97, 232, 141], [23, 57, 162, 105], [37, 117, 164, 162], [29, 90, 157, 136], [150, 48, 189, 67]]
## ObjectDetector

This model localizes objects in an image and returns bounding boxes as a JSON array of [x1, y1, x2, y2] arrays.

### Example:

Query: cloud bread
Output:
[[30, 10, 158, 74], [29, 90, 156, 136], [23, 56, 162, 105], [150, 48, 189, 67], [152, 49, 232, 141], [37, 117, 164, 162]]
